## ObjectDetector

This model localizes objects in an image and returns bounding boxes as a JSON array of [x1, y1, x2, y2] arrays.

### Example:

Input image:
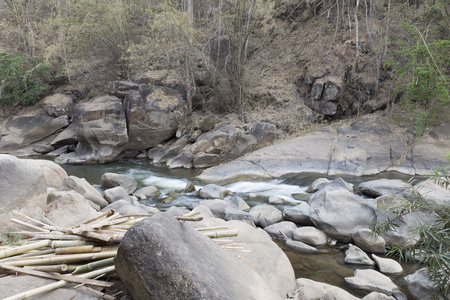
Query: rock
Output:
[[164, 206, 190, 217], [371, 254, 403, 276], [224, 194, 250, 211], [27, 158, 68, 189], [198, 199, 232, 218], [41, 93, 75, 117], [405, 268, 437, 300], [106, 80, 139, 97], [62, 176, 109, 208], [362, 292, 396, 300], [32, 144, 54, 154], [0, 114, 69, 152], [119, 204, 150, 216], [131, 69, 185, 96], [344, 244, 375, 265], [352, 228, 386, 254], [149, 135, 189, 164], [309, 190, 376, 242], [223, 207, 254, 225], [134, 186, 161, 199], [123, 85, 185, 151], [415, 177, 450, 206], [248, 121, 280, 147], [0, 275, 100, 299], [115, 213, 282, 300], [249, 204, 283, 228], [295, 278, 360, 300], [286, 239, 318, 253], [45, 190, 100, 227], [309, 177, 354, 202], [50, 124, 78, 148], [359, 179, 411, 198], [306, 178, 331, 193], [100, 199, 133, 213], [0, 155, 48, 235], [293, 226, 328, 247], [268, 195, 286, 204], [264, 221, 297, 239], [198, 184, 231, 199], [345, 269, 398, 295], [376, 195, 434, 247], [283, 202, 314, 225], [190, 205, 215, 219], [104, 186, 131, 203], [101, 172, 137, 194], [57, 95, 128, 164], [183, 181, 196, 193]]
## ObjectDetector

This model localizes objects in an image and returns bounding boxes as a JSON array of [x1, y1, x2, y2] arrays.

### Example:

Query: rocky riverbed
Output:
[[1, 154, 448, 299]]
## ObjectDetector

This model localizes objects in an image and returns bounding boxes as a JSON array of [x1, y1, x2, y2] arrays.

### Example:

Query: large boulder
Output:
[[45, 190, 100, 227], [123, 85, 185, 151], [249, 204, 283, 228], [0, 114, 69, 152], [27, 159, 68, 189], [61, 176, 108, 208], [405, 268, 437, 300], [0, 155, 48, 235], [345, 269, 399, 295], [41, 93, 75, 118], [295, 278, 359, 300], [101, 172, 137, 194], [359, 179, 411, 198], [309, 190, 376, 242], [56, 95, 128, 164], [115, 213, 282, 300]]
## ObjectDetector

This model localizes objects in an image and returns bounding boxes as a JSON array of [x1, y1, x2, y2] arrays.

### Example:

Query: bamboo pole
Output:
[[176, 216, 203, 221], [12, 211, 64, 232], [72, 257, 115, 275], [76, 231, 123, 242], [51, 241, 90, 249], [2, 265, 115, 300], [0, 240, 51, 259], [195, 226, 229, 231], [78, 209, 115, 226], [30, 234, 91, 241], [24, 264, 70, 273], [55, 245, 97, 255], [182, 210, 201, 218], [203, 229, 238, 238], [0, 249, 55, 263], [4, 250, 117, 267], [67, 217, 130, 235], [10, 219, 50, 233]]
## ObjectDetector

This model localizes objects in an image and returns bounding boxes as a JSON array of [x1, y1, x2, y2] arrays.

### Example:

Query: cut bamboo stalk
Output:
[[72, 257, 115, 275], [3, 250, 117, 267], [23, 264, 69, 273], [41, 215, 58, 226], [203, 229, 239, 238], [10, 219, 50, 233], [176, 216, 203, 221], [0, 249, 55, 263], [55, 245, 95, 255], [2, 265, 115, 300], [78, 209, 115, 226], [181, 210, 201, 218], [30, 234, 91, 241], [83, 286, 116, 300], [67, 217, 130, 235], [77, 231, 123, 242], [195, 226, 229, 231], [12, 211, 64, 232], [51, 241, 90, 249], [0, 263, 113, 287], [0, 240, 51, 259], [118, 217, 147, 226]]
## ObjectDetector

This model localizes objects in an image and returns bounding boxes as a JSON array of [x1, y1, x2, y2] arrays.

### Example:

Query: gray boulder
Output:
[[0, 114, 69, 152], [344, 244, 375, 265], [0, 155, 48, 235], [115, 213, 282, 300], [57, 95, 128, 164], [45, 190, 100, 227], [248, 121, 280, 147], [359, 179, 411, 198], [62, 176, 108, 208], [285, 239, 318, 253], [50, 124, 78, 148], [306, 178, 331, 193], [134, 186, 161, 199], [42, 93, 75, 117], [27, 158, 68, 189], [371, 254, 403, 276], [101, 172, 137, 194], [345, 269, 399, 295], [264, 221, 297, 239], [268, 195, 286, 204], [123, 85, 185, 151], [309, 190, 376, 242], [352, 228, 386, 254], [295, 278, 359, 300], [405, 268, 437, 300], [249, 204, 283, 228], [223, 207, 254, 225], [224, 194, 250, 211], [283, 202, 313, 225], [362, 292, 396, 300], [293, 226, 327, 247], [197, 199, 232, 218], [198, 184, 231, 199], [104, 186, 131, 203], [415, 177, 450, 206]]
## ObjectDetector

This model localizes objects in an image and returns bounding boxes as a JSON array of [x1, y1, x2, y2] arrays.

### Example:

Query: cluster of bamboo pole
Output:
[[0, 209, 245, 299]]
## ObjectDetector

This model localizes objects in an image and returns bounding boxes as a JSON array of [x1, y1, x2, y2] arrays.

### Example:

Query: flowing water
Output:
[[61, 158, 424, 298]]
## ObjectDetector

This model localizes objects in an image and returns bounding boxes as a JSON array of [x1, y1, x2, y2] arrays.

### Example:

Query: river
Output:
[[61, 158, 422, 298]]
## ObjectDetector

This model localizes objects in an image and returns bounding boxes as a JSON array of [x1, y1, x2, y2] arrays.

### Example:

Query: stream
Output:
[[61, 158, 423, 298]]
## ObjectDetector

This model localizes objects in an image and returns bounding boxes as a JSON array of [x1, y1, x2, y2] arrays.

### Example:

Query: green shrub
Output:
[[0, 53, 52, 106]]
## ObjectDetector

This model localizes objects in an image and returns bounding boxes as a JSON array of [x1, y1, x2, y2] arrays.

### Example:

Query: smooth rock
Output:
[[295, 278, 359, 300], [42, 93, 75, 117], [249, 204, 283, 228], [306, 178, 331, 193], [224, 194, 250, 211], [283, 202, 314, 225], [198, 199, 232, 218], [62, 176, 108, 208], [415, 177, 450, 206], [101, 173, 137, 194], [268, 195, 286, 204], [134, 186, 161, 199], [27, 158, 68, 189], [372, 254, 403, 276], [264, 221, 297, 239], [198, 184, 231, 199], [359, 179, 411, 198], [115, 213, 282, 300], [345, 269, 398, 295], [362, 292, 396, 300], [286, 239, 318, 253], [352, 228, 386, 254], [45, 190, 100, 227], [223, 207, 254, 225], [104, 186, 131, 203], [405, 268, 437, 300], [344, 244, 375, 265], [293, 226, 328, 247]]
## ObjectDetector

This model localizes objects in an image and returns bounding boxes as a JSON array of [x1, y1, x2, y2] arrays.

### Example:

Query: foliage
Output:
[[373, 165, 450, 299], [0, 52, 52, 106], [386, 22, 450, 136]]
